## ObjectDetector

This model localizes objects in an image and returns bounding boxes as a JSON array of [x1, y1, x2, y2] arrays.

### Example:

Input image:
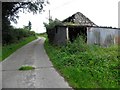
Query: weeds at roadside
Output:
[[44, 36, 119, 88], [19, 65, 35, 71]]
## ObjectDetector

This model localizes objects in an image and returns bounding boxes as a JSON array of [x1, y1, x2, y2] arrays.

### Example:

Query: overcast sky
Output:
[[11, 0, 120, 33]]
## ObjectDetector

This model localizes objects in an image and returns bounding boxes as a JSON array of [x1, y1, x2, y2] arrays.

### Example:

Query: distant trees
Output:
[[23, 21, 32, 30], [28, 21, 32, 30]]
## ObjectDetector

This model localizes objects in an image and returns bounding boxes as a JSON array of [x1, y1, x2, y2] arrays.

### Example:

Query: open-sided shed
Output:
[[47, 12, 120, 46]]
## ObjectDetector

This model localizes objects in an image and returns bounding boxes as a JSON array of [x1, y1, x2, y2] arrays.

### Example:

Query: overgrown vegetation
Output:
[[0, 46, 2, 61], [43, 18, 63, 30], [2, 36, 37, 61], [19, 65, 35, 71], [44, 36, 119, 88], [43, 18, 63, 44]]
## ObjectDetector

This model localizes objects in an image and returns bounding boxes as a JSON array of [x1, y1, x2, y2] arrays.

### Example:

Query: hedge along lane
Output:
[[2, 36, 37, 61]]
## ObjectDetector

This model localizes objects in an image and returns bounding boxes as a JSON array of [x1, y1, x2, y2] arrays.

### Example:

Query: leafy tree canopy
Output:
[[2, 0, 49, 45], [2, 0, 49, 30]]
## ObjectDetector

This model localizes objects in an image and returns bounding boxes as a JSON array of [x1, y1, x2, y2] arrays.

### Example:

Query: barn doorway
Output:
[[68, 26, 87, 42]]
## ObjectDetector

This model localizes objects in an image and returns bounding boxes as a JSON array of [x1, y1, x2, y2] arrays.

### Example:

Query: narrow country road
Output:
[[2, 37, 72, 88]]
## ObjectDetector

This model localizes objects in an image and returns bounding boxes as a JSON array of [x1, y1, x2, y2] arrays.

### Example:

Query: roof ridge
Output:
[[62, 12, 96, 26]]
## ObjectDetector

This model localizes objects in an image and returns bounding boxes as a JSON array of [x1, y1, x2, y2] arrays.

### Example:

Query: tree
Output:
[[23, 21, 32, 30], [2, 0, 49, 45], [28, 21, 32, 30], [2, 0, 49, 30]]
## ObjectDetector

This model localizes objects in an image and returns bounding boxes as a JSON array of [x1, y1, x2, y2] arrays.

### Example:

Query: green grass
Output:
[[36, 32, 47, 38], [1, 36, 37, 61], [19, 65, 35, 71], [44, 37, 119, 88], [0, 46, 2, 61]]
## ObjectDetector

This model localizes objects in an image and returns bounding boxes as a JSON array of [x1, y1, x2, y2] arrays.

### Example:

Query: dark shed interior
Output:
[[68, 26, 87, 42]]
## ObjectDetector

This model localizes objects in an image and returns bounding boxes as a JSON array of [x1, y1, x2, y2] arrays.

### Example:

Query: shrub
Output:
[[2, 27, 36, 45], [43, 18, 63, 30]]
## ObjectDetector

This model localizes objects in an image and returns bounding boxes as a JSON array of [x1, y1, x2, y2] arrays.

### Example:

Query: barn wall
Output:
[[87, 27, 120, 47], [53, 26, 67, 45]]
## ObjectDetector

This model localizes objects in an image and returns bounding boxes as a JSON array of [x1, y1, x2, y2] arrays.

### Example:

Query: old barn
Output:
[[47, 12, 120, 47]]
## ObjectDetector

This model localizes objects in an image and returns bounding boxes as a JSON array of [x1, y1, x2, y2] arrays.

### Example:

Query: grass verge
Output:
[[19, 65, 35, 71], [1, 36, 37, 61], [36, 32, 47, 38], [44, 37, 119, 88]]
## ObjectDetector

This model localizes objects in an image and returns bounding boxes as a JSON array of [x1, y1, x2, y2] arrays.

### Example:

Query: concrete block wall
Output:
[[53, 26, 67, 45]]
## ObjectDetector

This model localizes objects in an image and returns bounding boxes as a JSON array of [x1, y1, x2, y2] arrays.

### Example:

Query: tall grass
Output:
[[44, 36, 119, 88], [1, 36, 37, 61]]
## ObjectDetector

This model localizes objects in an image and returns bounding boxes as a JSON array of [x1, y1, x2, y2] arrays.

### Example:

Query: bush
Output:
[[43, 18, 63, 30], [2, 27, 36, 45]]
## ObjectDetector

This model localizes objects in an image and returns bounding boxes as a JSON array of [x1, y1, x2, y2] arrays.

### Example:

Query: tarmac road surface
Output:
[[2, 37, 72, 89]]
